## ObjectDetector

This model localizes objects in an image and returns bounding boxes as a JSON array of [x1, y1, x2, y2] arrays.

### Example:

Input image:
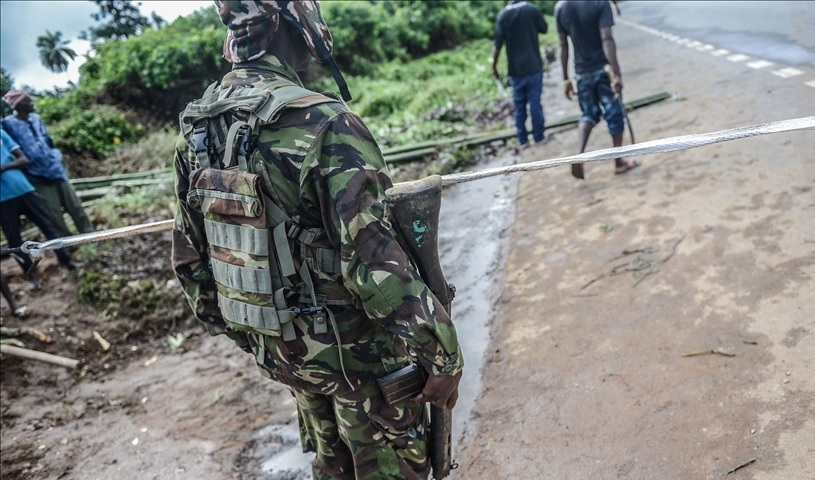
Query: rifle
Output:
[[384, 175, 457, 479]]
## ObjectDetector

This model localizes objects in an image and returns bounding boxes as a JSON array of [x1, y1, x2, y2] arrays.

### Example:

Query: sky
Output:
[[0, 0, 212, 92]]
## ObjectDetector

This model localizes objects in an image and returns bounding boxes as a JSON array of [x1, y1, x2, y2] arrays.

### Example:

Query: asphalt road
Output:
[[621, 1, 815, 68]]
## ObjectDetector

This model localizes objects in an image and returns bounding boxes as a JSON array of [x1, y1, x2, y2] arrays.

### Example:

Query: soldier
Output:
[[171, 2, 463, 479]]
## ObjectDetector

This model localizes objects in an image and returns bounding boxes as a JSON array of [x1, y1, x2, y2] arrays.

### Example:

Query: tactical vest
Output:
[[179, 79, 355, 353]]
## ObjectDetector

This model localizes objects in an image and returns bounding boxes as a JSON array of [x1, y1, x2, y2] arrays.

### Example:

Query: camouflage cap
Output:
[[215, 0, 333, 65]]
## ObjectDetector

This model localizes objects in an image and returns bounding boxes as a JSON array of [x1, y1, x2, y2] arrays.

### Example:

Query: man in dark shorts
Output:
[[555, 0, 639, 179], [492, 0, 549, 149]]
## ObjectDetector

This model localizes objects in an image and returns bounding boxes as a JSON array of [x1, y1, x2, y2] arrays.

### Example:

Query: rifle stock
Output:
[[385, 175, 456, 480]]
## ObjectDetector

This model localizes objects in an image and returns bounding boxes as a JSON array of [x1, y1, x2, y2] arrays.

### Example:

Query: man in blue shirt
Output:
[[2, 90, 93, 237], [492, 0, 549, 149], [1, 128, 76, 289], [556, 0, 639, 179]]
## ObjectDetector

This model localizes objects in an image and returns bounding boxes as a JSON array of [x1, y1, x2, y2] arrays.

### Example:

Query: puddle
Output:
[[258, 424, 312, 479], [437, 153, 520, 445]]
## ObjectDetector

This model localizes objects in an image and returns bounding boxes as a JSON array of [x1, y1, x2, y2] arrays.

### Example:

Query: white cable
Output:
[[442, 115, 815, 186], [20, 220, 174, 258], [16, 116, 815, 257]]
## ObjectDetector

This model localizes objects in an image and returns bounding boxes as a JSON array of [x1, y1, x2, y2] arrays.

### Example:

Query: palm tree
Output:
[[36, 30, 78, 73]]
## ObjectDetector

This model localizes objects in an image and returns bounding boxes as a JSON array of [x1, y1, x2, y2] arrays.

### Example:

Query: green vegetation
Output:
[[75, 182, 182, 325], [5, 1, 557, 163]]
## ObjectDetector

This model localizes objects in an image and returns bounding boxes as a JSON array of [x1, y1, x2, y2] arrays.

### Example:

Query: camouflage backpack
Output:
[[179, 79, 354, 347]]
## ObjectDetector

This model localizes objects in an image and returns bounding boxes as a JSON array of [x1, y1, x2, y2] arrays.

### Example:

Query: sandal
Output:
[[615, 159, 641, 175]]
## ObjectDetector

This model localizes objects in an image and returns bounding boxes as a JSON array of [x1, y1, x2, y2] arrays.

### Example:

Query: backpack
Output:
[[179, 79, 356, 348]]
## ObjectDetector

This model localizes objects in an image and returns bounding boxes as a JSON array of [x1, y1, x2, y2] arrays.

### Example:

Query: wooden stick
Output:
[[1, 326, 54, 343], [0, 344, 80, 369], [681, 349, 736, 358]]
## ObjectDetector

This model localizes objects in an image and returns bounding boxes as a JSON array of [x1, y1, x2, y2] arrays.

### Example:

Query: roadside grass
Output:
[[100, 24, 557, 176]]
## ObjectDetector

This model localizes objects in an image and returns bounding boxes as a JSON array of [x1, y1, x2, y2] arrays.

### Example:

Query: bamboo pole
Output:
[[0, 344, 80, 369], [382, 92, 671, 164], [70, 168, 172, 190]]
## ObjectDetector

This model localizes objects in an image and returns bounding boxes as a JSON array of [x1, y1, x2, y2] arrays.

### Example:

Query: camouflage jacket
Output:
[[172, 54, 463, 395]]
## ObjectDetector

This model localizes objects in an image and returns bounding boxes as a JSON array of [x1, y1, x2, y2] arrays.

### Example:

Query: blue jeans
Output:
[[509, 72, 545, 145], [576, 68, 625, 136]]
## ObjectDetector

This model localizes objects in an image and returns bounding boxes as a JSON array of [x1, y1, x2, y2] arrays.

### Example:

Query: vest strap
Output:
[[273, 222, 297, 278]]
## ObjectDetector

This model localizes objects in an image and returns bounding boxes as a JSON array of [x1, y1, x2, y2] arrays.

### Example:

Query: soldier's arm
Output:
[[313, 112, 463, 378], [171, 137, 250, 350]]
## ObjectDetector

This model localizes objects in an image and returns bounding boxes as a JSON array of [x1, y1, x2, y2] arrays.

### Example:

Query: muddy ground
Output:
[[2, 14, 814, 480]]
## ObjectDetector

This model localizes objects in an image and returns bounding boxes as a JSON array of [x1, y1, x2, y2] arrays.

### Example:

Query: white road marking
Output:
[[746, 60, 774, 69], [727, 54, 750, 62], [772, 67, 804, 78], [622, 20, 814, 87]]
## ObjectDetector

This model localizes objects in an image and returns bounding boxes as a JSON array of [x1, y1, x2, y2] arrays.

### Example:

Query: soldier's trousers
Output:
[[293, 382, 430, 480]]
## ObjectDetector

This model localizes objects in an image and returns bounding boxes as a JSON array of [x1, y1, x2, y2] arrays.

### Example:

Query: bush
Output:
[[323, 0, 515, 77], [78, 6, 226, 120], [45, 104, 144, 158]]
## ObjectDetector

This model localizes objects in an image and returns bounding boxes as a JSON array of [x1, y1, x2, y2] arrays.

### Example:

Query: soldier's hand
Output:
[[412, 372, 462, 409], [564, 80, 576, 100]]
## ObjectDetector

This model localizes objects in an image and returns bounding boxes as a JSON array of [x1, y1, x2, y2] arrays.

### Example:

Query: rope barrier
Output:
[[7, 115, 813, 259], [9, 220, 174, 259], [442, 115, 815, 186]]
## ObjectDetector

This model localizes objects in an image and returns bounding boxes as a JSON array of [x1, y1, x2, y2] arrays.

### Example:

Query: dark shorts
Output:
[[576, 67, 625, 136]]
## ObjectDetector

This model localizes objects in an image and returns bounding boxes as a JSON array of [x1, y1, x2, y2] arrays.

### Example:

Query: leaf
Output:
[[167, 333, 186, 350]]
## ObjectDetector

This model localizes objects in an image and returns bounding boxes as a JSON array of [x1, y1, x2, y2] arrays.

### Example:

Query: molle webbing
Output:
[[203, 220, 269, 256], [218, 292, 296, 339], [211, 257, 274, 294]]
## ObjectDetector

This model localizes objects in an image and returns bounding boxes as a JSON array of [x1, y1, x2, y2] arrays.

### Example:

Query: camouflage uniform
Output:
[[172, 4, 462, 478]]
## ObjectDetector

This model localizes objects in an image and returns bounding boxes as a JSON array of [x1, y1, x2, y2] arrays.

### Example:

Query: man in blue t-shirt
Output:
[[2, 90, 93, 237], [492, 0, 549, 149], [555, 0, 639, 179], [1, 128, 76, 289]]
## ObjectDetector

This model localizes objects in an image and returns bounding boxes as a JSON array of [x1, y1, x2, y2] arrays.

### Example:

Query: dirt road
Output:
[[455, 13, 815, 480], [2, 8, 813, 480]]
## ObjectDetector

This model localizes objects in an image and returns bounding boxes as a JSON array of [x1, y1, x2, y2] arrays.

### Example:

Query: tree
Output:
[[36, 30, 78, 73], [1, 67, 14, 117], [83, 0, 160, 46]]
